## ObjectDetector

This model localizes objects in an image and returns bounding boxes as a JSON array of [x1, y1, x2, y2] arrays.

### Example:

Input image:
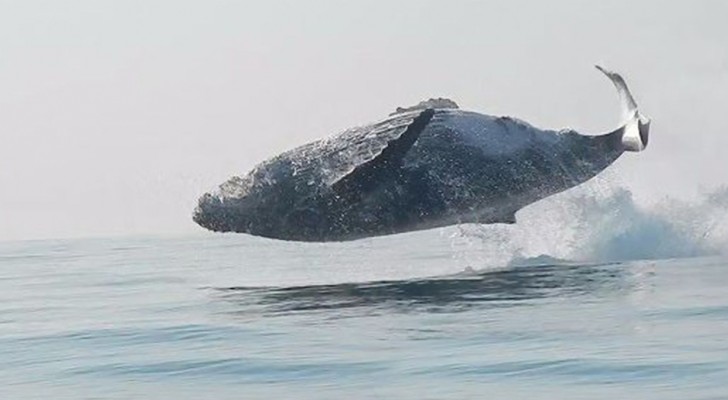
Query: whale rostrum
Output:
[[193, 66, 651, 241]]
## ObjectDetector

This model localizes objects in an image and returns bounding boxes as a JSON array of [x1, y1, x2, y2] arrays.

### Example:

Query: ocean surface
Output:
[[1, 224, 728, 400]]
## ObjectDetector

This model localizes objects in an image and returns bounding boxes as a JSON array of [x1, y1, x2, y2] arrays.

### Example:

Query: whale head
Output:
[[192, 162, 315, 239], [193, 174, 266, 235]]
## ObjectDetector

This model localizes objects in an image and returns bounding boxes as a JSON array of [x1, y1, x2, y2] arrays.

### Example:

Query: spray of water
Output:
[[449, 184, 728, 266]]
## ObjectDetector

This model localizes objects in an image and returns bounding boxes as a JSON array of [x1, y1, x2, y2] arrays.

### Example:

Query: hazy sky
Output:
[[1, 0, 727, 241]]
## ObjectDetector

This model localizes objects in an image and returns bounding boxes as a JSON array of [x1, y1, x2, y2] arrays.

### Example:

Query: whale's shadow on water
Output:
[[214, 261, 648, 316]]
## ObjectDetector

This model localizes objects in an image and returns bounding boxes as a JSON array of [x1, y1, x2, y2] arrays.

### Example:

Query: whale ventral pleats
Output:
[[390, 98, 459, 116]]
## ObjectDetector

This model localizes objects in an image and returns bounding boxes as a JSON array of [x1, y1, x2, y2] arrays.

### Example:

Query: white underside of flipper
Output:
[[596, 65, 650, 152]]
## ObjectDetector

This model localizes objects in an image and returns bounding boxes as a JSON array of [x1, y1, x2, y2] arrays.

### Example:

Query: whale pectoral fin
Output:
[[331, 108, 435, 200]]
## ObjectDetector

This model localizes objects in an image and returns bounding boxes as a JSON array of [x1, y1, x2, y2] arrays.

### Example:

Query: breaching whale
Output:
[[193, 66, 650, 242]]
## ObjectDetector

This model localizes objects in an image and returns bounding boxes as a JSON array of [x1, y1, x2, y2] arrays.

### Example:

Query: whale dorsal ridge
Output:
[[390, 98, 458, 116]]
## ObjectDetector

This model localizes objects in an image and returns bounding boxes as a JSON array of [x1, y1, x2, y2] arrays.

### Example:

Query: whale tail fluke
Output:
[[596, 65, 650, 152]]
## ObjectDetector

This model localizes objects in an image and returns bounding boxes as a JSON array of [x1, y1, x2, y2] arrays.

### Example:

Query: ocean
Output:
[[2, 189, 728, 399]]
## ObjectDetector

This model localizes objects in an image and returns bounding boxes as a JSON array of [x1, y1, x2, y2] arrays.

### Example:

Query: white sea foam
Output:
[[450, 184, 728, 266]]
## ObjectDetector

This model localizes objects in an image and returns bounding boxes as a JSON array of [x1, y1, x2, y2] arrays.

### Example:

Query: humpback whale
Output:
[[193, 66, 650, 242]]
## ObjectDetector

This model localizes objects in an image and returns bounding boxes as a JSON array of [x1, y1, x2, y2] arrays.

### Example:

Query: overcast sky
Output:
[[1, 0, 726, 241]]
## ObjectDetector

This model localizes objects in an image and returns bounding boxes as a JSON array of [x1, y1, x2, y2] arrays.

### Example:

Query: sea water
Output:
[[2, 188, 728, 400]]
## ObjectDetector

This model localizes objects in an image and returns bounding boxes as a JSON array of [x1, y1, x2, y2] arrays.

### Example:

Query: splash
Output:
[[451, 184, 728, 265]]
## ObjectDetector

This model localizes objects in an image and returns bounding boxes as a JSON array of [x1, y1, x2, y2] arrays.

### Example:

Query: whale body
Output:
[[193, 66, 650, 242]]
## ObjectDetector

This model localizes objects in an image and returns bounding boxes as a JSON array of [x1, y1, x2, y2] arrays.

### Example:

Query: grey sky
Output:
[[1, 0, 727, 241]]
